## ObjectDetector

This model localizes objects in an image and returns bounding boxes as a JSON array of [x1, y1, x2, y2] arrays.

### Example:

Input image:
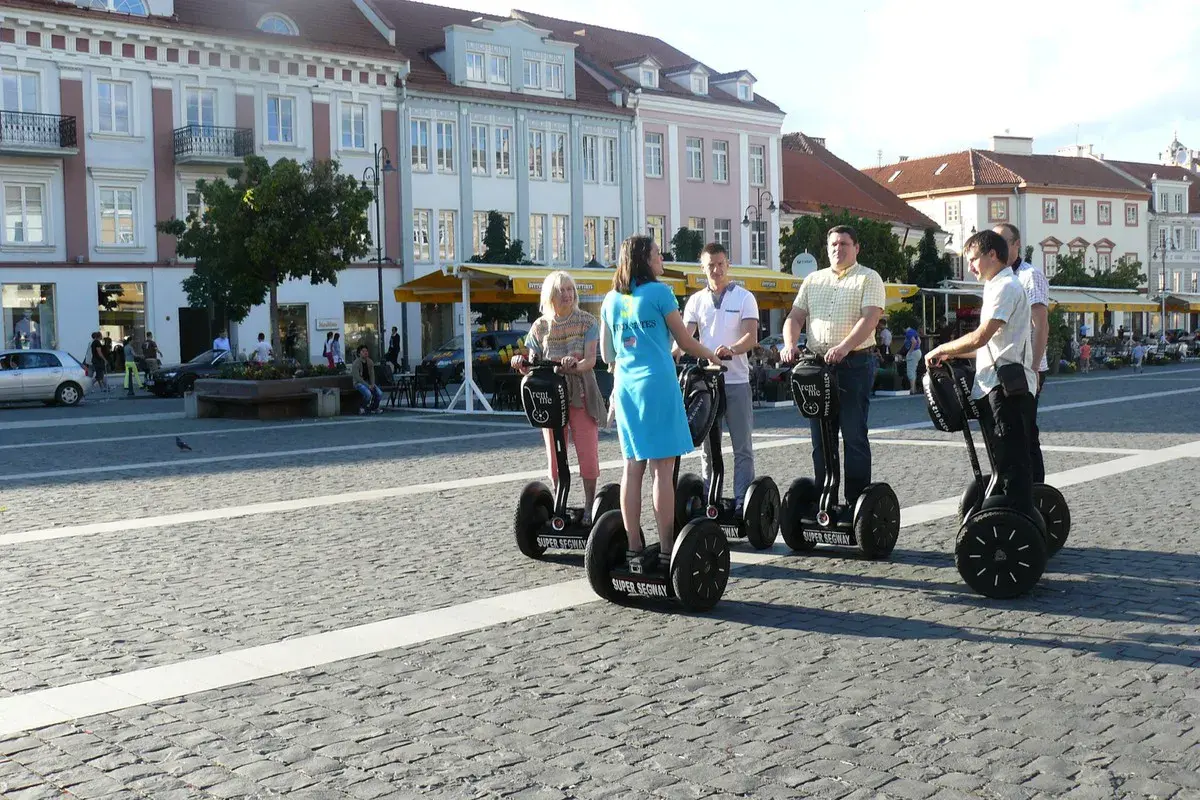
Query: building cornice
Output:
[[633, 92, 784, 128]]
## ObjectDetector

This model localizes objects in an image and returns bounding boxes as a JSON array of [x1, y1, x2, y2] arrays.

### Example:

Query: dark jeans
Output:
[[809, 350, 872, 506], [979, 387, 1036, 515], [1030, 371, 1046, 482]]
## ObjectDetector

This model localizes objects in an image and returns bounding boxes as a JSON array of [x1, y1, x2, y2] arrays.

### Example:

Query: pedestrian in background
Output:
[[122, 337, 143, 397]]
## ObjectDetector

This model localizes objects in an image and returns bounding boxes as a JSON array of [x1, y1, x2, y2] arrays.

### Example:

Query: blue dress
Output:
[[601, 281, 693, 461]]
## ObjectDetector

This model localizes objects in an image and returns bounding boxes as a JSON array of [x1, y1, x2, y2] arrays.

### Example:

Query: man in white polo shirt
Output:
[[926, 229, 1037, 514], [678, 242, 760, 513]]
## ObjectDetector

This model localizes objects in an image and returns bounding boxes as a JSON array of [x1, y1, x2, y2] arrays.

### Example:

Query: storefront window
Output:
[[3, 283, 57, 350], [277, 304, 309, 365], [98, 282, 146, 353], [343, 301, 379, 360]]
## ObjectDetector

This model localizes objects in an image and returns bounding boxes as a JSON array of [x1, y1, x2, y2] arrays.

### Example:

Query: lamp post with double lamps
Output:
[[362, 144, 397, 363], [741, 187, 777, 267], [1153, 242, 1173, 341]]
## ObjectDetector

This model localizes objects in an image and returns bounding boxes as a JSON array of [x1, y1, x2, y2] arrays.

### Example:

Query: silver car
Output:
[[0, 349, 89, 406]]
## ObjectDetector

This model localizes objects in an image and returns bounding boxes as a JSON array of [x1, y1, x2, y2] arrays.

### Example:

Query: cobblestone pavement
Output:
[[0, 365, 1197, 799]]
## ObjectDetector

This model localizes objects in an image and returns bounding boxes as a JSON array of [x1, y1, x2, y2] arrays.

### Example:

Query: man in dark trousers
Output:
[[386, 326, 402, 371]]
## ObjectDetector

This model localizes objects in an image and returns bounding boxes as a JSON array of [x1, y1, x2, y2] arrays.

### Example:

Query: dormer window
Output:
[[737, 83, 752, 101], [641, 68, 658, 88], [691, 75, 707, 95], [257, 13, 299, 36], [89, 0, 148, 13], [465, 51, 485, 82]]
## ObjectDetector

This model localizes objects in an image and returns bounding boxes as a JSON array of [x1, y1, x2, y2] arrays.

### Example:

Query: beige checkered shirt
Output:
[[792, 263, 886, 355]]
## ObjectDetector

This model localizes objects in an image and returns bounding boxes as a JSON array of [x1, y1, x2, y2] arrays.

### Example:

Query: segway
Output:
[[513, 359, 620, 559], [780, 352, 901, 559], [674, 360, 780, 549], [923, 361, 1063, 599]]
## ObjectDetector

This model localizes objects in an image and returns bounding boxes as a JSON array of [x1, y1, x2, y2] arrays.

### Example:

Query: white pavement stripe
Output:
[[2, 440, 1196, 736], [752, 432, 1140, 455], [0, 411, 183, 431]]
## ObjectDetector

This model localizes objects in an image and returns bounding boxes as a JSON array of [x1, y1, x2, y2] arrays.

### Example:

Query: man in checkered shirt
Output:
[[781, 225, 886, 506]]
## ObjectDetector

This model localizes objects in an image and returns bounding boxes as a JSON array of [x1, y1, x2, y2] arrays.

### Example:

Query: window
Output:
[[713, 140, 729, 183], [647, 215, 665, 250], [749, 145, 765, 186], [466, 51, 485, 82], [257, 13, 297, 35], [1, 72, 38, 112], [410, 119, 430, 171], [582, 135, 598, 183], [1193, 228, 1200, 251], [185, 87, 215, 128], [97, 282, 145, 351], [714, 218, 731, 250], [546, 63, 564, 92], [644, 132, 663, 178], [89, 0, 149, 13], [737, 83, 751, 101], [97, 80, 132, 134], [98, 187, 135, 245], [1159, 192, 1169, 212], [552, 214, 569, 263], [1043, 252, 1058, 273], [342, 302, 379, 359], [438, 210, 456, 261], [489, 54, 510, 85], [688, 216, 706, 241], [750, 221, 767, 265], [602, 137, 618, 184], [1098, 201, 1112, 225], [1173, 226, 1184, 250], [185, 187, 204, 219], [340, 102, 366, 150], [2, 283, 57, 349], [945, 201, 960, 224], [690, 75, 707, 95], [523, 59, 541, 89], [1125, 203, 1138, 225], [685, 137, 703, 181], [4, 185, 45, 244], [1158, 226, 1169, 248], [472, 211, 489, 256], [1174, 193, 1184, 213], [1173, 271, 1182, 292], [494, 126, 512, 176], [471, 124, 489, 175], [266, 95, 294, 143], [436, 121, 455, 173], [413, 209, 431, 262], [583, 217, 599, 260], [1042, 198, 1058, 223], [603, 218, 618, 263], [529, 214, 546, 262], [988, 198, 1008, 222], [1071, 199, 1085, 224], [528, 130, 545, 180], [1097, 252, 1111, 270], [640, 68, 657, 88], [550, 132, 567, 180]]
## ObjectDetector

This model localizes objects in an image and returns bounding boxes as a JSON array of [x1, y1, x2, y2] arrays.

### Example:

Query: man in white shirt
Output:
[[925, 230, 1036, 513], [994, 223, 1048, 481], [677, 243, 760, 512], [213, 330, 230, 352], [252, 332, 273, 364]]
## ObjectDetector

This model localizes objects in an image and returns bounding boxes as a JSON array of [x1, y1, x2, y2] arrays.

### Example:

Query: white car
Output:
[[0, 349, 89, 406]]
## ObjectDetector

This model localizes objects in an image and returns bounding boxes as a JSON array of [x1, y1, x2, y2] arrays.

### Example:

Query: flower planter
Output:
[[189, 376, 362, 420]]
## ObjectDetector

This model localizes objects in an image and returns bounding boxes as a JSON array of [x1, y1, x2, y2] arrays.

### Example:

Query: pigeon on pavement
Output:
[[175, 437, 193, 451]]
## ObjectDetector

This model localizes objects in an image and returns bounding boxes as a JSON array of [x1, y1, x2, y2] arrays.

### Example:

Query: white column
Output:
[[633, 113, 646, 234], [667, 123, 680, 237], [769, 133, 782, 270], [738, 132, 750, 264]]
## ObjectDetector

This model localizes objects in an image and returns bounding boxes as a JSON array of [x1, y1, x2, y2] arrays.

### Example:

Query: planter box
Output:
[[189, 376, 362, 420]]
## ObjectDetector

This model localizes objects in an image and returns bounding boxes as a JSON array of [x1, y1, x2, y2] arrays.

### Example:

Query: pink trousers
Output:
[[543, 404, 600, 481]]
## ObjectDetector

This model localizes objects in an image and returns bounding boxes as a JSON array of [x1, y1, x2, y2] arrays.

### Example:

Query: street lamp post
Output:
[[741, 187, 777, 267], [363, 144, 396, 364], [1153, 242, 1172, 340]]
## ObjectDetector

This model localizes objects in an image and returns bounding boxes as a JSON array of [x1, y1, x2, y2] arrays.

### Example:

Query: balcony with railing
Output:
[[0, 111, 78, 156], [173, 125, 254, 165]]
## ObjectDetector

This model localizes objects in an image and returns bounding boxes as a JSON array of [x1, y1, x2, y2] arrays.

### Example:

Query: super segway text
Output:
[[612, 578, 670, 598], [535, 535, 586, 550]]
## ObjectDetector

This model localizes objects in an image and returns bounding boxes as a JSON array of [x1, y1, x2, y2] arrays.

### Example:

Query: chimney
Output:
[[992, 135, 1034, 155], [898, 156, 908, 162]]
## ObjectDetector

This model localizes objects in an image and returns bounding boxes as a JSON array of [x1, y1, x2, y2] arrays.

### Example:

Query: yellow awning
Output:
[[1080, 289, 1158, 312], [395, 264, 685, 304], [1048, 289, 1105, 313], [664, 263, 805, 294]]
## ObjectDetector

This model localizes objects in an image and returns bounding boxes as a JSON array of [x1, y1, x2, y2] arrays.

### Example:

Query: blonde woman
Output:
[[512, 271, 607, 524]]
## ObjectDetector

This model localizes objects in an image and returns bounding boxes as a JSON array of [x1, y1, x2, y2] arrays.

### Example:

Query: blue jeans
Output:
[[808, 350, 872, 506], [356, 383, 383, 410]]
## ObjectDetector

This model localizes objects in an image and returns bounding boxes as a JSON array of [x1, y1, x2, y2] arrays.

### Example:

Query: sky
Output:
[[433, 0, 1200, 168]]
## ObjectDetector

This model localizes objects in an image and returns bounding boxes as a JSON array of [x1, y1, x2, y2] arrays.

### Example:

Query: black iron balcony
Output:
[[173, 125, 254, 164], [0, 111, 78, 154]]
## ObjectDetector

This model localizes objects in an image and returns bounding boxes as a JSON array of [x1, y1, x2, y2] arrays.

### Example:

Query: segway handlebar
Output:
[[696, 354, 733, 372]]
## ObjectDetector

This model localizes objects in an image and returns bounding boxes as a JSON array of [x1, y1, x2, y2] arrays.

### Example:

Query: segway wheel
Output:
[[674, 472, 706, 532], [670, 520, 730, 612], [854, 483, 901, 560], [781, 477, 819, 552], [1032, 483, 1071, 557], [514, 482, 553, 559], [958, 473, 990, 523], [584, 510, 630, 603], [592, 482, 621, 525], [742, 477, 781, 550], [954, 508, 1048, 599]]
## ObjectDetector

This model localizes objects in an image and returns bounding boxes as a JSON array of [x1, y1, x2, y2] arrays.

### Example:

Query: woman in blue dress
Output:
[[600, 235, 720, 573]]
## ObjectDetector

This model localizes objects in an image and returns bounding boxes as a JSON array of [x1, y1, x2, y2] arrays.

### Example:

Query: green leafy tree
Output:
[[908, 229, 953, 288], [468, 210, 537, 329], [1049, 253, 1145, 290], [779, 208, 908, 281], [669, 227, 704, 263], [884, 300, 920, 338], [158, 156, 373, 363], [1047, 252, 1089, 286]]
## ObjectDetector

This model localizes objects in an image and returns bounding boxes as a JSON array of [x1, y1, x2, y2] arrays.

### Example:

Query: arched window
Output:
[[89, 0, 149, 13], [257, 14, 299, 36]]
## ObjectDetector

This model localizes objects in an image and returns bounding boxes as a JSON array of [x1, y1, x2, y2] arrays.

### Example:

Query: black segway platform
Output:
[[514, 359, 620, 558], [780, 352, 900, 559]]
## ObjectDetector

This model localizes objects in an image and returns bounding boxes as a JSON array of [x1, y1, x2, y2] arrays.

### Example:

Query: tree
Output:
[[1047, 253, 1089, 286], [669, 227, 704, 263], [779, 208, 909, 281], [908, 229, 953, 288], [158, 155, 373, 363], [1048, 253, 1144, 289], [468, 210, 538, 329]]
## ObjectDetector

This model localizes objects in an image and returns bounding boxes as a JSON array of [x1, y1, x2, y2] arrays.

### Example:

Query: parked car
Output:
[[0, 349, 88, 406], [146, 349, 243, 397], [758, 333, 806, 351], [421, 330, 527, 383]]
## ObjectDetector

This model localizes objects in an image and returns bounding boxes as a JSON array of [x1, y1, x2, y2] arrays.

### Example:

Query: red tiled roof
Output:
[[509, 9, 782, 114], [1101, 159, 1200, 210], [986, 151, 1146, 194], [782, 133, 940, 230]]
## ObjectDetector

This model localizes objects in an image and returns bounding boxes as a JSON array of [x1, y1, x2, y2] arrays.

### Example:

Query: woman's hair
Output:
[[540, 270, 579, 317], [613, 235, 657, 295]]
